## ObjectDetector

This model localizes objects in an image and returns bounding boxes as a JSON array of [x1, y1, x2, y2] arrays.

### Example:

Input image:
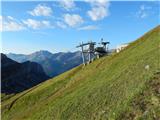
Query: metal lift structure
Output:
[[76, 41, 96, 65], [95, 38, 110, 58], [77, 38, 110, 65]]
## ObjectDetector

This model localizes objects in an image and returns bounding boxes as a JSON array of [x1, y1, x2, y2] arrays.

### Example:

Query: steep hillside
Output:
[[7, 51, 82, 77], [1, 54, 49, 95], [119, 71, 160, 120], [1, 25, 160, 120]]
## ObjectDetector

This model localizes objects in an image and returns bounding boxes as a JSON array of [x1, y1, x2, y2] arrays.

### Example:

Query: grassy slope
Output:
[[1, 25, 160, 120], [119, 71, 160, 120]]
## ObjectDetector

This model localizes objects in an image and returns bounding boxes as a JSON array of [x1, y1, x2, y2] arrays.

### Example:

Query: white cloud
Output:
[[7, 16, 14, 20], [0, 16, 25, 32], [28, 4, 52, 16], [78, 25, 99, 30], [86, 0, 109, 7], [87, 7, 108, 21], [59, 0, 75, 10], [63, 14, 83, 27], [56, 21, 67, 29], [3, 22, 25, 31], [86, 0, 110, 21], [140, 12, 147, 18], [136, 5, 152, 19], [23, 19, 52, 29]]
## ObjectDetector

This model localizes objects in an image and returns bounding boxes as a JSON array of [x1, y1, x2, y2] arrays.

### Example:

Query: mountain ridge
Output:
[[1, 53, 50, 94], [7, 51, 82, 77]]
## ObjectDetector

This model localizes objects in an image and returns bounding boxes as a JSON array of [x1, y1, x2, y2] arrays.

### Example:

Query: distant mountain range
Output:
[[6, 50, 82, 77], [1, 54, 49, 94]]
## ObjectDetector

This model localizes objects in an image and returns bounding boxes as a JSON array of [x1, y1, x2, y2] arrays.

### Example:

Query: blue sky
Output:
[[1, 0, 159, 54]]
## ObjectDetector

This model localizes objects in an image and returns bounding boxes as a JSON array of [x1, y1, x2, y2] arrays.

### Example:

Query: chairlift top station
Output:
[[77, 38, 110, 65]]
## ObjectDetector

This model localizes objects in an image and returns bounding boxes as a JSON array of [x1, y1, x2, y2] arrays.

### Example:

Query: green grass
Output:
[[119, 71, 160, 120], [1, 25, 160, 120]]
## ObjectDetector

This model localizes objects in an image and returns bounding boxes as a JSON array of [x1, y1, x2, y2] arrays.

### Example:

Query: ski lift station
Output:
[[76, 38, 110, 65]]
